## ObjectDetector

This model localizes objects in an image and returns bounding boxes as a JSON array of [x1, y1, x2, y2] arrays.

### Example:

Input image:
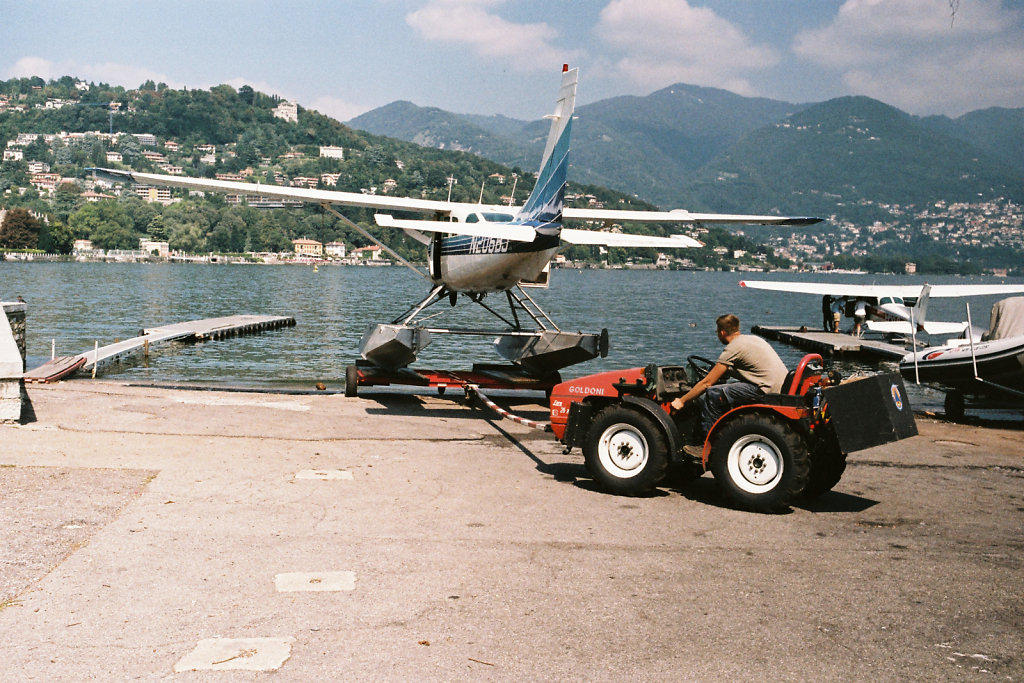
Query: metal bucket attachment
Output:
[[494, 328, 608, 376], [359, 323, 431, 369]]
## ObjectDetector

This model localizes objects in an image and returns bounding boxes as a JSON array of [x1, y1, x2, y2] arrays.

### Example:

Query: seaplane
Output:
[[90, 65, 821, 379], [739, 280, 1024, 336]]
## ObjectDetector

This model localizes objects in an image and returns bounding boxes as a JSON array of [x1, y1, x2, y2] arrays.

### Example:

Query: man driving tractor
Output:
[[670, 314, 788, 452]]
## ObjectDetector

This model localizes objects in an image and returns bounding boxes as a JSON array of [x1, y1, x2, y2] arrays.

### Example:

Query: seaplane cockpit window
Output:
[[481, 212, 515, 223], [465, 213, 480, 223], [892, 297, 904, 305], [880, 297, 892, 305]]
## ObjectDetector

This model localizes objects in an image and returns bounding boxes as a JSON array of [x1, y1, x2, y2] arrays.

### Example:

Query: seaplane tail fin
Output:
[[911, 284, 932, 331], [519, 65, 577, 227]]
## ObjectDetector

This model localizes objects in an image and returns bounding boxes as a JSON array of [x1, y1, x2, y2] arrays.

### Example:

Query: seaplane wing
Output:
[[373, 213, 537, 242], [86, 168, 704, 247], [88, 167, 462, 215], [560, 228, 702, 248], [564, 208, 822, 226]]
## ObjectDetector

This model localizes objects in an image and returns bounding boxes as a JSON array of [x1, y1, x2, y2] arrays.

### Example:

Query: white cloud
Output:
[[792, 0, 1024, 115], [406, 0, 575, 71], [307, 96, 374, 123], [594, 0, 779, 96], [6, 56, 182, 90]]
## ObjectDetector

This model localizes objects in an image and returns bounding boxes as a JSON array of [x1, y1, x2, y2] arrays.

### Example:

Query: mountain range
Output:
[[348, 83, 1024, 217]]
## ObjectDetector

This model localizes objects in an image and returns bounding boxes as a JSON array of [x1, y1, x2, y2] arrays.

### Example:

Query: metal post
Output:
[[92, 341, 98, 379]]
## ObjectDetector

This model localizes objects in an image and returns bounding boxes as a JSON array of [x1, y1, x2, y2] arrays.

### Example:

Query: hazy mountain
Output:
[[349, 85, 1024, 217], [678, 96, 1024, 218], [920, 107, 1024, 174], [349, 83, 805, 206]]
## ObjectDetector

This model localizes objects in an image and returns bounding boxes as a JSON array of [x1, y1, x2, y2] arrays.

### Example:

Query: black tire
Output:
[[344, 365, 359, 397], [583, 405, 670, 496], [801, 430, 847, 499], [710, 413, 810, 513]]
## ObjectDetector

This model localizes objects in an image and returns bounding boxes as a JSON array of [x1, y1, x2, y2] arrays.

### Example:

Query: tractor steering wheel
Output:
[[687, 355, 717, 381]]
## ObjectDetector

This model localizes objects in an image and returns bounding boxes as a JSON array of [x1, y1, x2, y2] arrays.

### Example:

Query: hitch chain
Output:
[[465, 384, 553, 432]]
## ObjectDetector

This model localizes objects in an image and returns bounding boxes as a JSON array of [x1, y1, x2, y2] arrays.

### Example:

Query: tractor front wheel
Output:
[[584, 406, 669, 496]]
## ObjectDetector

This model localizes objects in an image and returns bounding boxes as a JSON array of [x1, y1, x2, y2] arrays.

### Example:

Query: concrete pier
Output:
[[0, 301, 26, 422], [1, 381, 1021, 679]]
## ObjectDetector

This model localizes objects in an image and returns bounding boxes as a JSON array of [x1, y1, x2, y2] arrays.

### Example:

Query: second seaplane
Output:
[[91, 65, 820, 384]]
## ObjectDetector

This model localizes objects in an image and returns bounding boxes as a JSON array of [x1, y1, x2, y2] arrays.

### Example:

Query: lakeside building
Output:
[[139, 238, 170, 257], [351, 245, 382, 261], [324, 241, 347, 259], [292, 238, 323, 257]]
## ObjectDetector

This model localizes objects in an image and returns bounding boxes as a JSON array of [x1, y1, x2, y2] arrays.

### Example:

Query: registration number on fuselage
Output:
[[469, 236, 510, 254]]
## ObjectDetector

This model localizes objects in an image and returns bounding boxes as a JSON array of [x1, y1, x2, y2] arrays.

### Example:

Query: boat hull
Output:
[[899, 335, 1024, 392]]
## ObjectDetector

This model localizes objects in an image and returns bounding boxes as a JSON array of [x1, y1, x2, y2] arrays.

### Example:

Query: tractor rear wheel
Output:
[[584, 405, 669, 496], [801, 431, 847, 499], [710, 413, 809, 513]]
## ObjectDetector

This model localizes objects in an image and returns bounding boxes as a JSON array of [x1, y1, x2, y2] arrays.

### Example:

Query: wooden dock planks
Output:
[[24, 314, 296, 382], [752, 325, 909, 360], [23, 356, 86, 383]]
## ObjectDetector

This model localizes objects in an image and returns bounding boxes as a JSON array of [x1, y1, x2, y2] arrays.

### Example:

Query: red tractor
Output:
[[548, 354, 917, 512]]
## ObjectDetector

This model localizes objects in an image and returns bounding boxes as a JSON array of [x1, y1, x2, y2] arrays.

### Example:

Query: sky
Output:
[[3, 0, 1023, 123]]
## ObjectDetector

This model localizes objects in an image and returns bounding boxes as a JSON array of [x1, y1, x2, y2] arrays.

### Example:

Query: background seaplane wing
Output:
[[740, 280, 927, 300], [925, 284, 1024, 297], [740, 280, 1024, 299], [563, 208, 823, 226], [867, 320, 968, 335]]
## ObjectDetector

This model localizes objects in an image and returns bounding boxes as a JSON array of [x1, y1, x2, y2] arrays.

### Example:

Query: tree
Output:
[[53, 182, 82, 222], [69, 200, 133, 242], [38, 220, 75, 253], [90, 220, 137, 250], [0, 208, 41, 249]]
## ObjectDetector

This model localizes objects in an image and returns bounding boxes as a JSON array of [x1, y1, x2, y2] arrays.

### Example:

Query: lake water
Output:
[[4, 261, 1023, 412]]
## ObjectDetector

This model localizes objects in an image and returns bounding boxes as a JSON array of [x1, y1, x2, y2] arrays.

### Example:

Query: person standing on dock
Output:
[[853, 299, 868, 337], [822, 296, 833, 331], [831, 298, 844, 333], [670, 314, 789, 447]]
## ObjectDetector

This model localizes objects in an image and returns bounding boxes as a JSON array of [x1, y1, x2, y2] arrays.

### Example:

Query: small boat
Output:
[[900, 297, 1024, 417]]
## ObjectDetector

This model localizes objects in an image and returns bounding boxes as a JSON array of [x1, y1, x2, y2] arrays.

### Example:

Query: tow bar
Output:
[[464, 384, 553, 432]]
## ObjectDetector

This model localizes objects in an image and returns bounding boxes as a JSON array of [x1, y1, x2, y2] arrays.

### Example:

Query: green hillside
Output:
[[3, 76, 736, 264]]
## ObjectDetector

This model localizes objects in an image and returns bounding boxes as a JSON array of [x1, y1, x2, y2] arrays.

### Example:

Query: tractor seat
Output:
[[781, 369, 797, 395]]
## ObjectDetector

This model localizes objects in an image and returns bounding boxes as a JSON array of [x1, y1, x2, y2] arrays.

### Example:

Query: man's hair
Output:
[[716, 314, 740, 335]]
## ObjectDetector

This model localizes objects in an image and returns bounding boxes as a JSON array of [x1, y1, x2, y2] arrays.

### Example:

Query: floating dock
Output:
[[23, 314, 295, 383], [752, 325, 910, 360]]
